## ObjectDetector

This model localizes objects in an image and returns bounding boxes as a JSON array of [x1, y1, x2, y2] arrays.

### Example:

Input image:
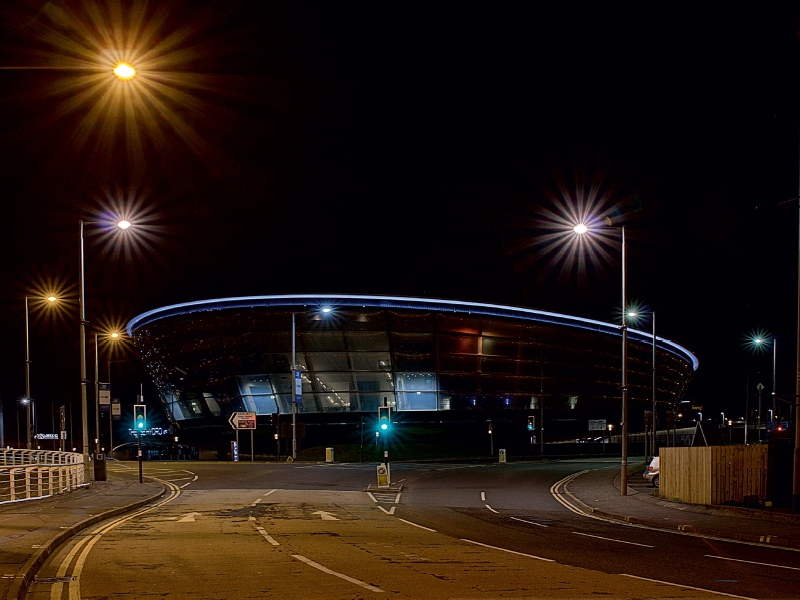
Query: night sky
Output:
[[1, 2, 800, 442]]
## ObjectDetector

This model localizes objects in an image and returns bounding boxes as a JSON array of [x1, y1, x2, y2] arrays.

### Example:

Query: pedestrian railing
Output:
[[0, 449, 85, 504]]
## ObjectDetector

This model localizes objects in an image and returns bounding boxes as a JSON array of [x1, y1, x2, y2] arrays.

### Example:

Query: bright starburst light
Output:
[[533, 169, 621, 281], [3, 1, 224, 173], [113, 62, 136, 80], [743, 329, 773, 354]]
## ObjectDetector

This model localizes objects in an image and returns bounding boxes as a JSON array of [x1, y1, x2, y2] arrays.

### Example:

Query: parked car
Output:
[[644, 456, 659, 488]]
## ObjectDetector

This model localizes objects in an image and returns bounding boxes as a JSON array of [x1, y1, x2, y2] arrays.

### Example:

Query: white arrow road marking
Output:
[[312, 511, 339, 521], [485, 504, 498, 513], [481, 491, 486, 501], [378, 506, 396, 515], [177, 512, 201, 522]]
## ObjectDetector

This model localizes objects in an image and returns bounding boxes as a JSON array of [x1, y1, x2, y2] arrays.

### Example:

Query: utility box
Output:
[[377, 463, 390, 488], [93, 452, 107, 481], [326, 447, 334, 463], [499, 449, 507, 463]]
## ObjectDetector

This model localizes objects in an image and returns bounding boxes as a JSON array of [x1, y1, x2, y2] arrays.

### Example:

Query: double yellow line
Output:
[[49, 479, 181, 600]]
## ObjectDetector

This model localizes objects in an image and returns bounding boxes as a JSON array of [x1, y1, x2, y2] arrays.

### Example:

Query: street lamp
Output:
[[79, 219, 130, 474], [752, 336, 777, 437], [574, 221, 630, 495], [24, 295, 59, 449], [627, 309, 657, 458]]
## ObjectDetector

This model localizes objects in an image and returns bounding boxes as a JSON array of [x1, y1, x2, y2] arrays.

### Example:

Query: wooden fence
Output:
[[660, 445, 768, 505]]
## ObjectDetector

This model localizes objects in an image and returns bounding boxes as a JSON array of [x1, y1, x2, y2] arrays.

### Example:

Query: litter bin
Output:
[[93, 452, 107, 481]]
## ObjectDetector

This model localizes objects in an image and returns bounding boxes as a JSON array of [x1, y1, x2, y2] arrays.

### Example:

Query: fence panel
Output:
[[0, 450, 85, 504]]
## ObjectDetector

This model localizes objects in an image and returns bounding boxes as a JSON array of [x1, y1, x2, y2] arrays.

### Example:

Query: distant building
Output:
[[127, 295, 697, 445]]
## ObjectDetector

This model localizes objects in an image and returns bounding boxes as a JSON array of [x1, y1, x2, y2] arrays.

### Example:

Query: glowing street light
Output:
[[113, 62, 136, 80], [574, 220, 630, 495], [79, 218, 132, 475], [24, 294, 60, 449]]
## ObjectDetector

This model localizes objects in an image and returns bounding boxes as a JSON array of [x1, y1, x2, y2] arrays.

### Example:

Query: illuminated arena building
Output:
[[127, 295, 698, 452]]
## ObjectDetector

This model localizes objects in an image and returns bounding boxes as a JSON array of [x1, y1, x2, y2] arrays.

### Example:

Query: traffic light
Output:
[[378, 406, 391, 432], [527, 416, 535, 431], [134, 404, 147, 431]]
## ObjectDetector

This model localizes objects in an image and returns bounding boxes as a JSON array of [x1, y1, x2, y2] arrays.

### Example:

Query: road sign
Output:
[[228, 411, 257, 430], [294, 370, 302, 404], [99, 383, 111, 405], [588, 419, 607, 431], [111, 398, 121, 421]]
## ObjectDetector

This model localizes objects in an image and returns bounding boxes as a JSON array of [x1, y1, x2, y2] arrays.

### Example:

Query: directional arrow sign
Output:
[[312, 511, 339, 521], [228, 412, 257, 430]]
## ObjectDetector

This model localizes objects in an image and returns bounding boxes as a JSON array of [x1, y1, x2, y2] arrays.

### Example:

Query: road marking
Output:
[[573, 532, 654, 547], [292, 554, 384, 593], [263, 489, 276, 497], [250, 498, 261, 507], [312, 510, 339, 521], [481, 491, 486, 501], [705, 555, 800, 572], [367, 492, 377, 503], [551, 469, 800, 553], [59, 479, 182, 600], [461, 539, 554, 562], [394, 493, 401, 504], [510, 516, 548, 528], [397, 518, 436, 532], [378, 506, 396, 515], [620, 574, 756, 600], [180, 482, 193, 488], [177, 512, 201, 523], [256, 526, 280, 546], [485, 504, 498, 513]]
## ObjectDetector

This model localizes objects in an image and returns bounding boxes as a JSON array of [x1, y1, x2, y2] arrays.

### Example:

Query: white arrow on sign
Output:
[[177, 512, 202, 522], [312, 511, 339, 521]]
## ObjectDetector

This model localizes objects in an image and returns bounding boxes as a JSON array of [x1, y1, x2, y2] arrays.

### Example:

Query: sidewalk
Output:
[[0, 476, 164, 600], [566, 465, 800, 549]]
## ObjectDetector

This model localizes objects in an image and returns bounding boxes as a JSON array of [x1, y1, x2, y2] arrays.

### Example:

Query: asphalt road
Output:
[[26, 458, 800, 599]]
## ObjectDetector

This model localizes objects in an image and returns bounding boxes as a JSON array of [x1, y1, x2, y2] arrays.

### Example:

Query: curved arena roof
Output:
[[128, 294, 698, 370]]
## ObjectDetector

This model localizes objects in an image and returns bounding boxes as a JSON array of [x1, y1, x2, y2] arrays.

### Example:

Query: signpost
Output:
[[98, 383, 111, 411], [228, 412, 256, 462]]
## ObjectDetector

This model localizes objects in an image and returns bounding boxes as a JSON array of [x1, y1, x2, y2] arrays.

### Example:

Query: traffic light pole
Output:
[[138, 431, 143, 484]]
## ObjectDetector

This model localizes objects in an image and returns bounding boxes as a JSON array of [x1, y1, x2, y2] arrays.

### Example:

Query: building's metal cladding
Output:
[[127, 295, 697, 439]]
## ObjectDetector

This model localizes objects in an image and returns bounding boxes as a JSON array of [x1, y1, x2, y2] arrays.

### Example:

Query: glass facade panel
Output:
[[439, 354, 477, 372], [439, 334, 478, 354], [345, 331, 390, 351], [297, 332, 347, 352], [393, 352, 435, 371], [395, 373, 437, 411], [481, 337, 520, 357], [391, 332, 435, 353]]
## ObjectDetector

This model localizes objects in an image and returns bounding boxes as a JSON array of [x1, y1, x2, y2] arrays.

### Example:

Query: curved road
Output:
[[26, 458, 800, 599]]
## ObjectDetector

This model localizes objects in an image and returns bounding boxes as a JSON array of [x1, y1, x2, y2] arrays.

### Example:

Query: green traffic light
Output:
[[381, 422, 388, 430]]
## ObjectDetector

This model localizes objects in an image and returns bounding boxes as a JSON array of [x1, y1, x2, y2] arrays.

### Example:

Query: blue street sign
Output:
[[294, 369, 302, 404]]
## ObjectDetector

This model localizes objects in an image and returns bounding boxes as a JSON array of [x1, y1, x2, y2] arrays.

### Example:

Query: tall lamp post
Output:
[[24, 295, 58, 449], [628, 309, 657, 458], [79, 218, 131, 475], [574, 222, 629, 495]]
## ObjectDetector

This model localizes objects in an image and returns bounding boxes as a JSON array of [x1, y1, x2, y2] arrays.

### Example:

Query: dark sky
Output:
[[1, 2, 800, 438]]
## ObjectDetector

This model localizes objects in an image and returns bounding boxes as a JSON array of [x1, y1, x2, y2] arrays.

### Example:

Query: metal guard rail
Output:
[[0, 449, 85, 504]]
